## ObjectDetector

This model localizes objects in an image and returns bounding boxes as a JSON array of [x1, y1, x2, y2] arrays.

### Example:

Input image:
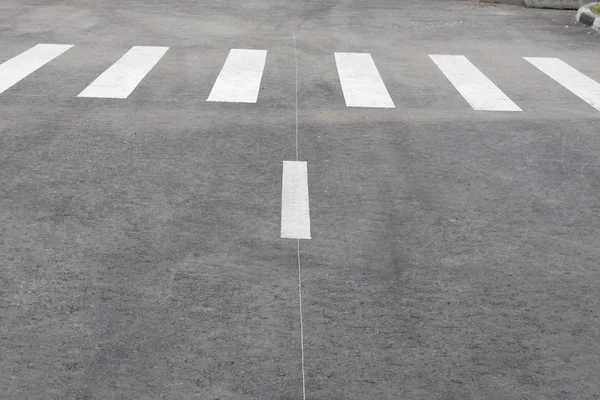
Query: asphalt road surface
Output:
[[1, 1, 600, 399]]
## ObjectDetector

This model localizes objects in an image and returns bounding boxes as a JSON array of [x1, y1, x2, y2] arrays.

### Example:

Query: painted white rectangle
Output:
[[429, 55, 521, 111], [0, 44, 73, 95], [524, 57, 600, 112], [78, 46, 169, 99], [334, 52, 395, 108], [281, 161, 311, 240], [207, 49, 267, 103]]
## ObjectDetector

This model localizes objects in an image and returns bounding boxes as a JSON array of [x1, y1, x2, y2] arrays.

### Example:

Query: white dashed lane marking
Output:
[[281, 161, 311, 240]]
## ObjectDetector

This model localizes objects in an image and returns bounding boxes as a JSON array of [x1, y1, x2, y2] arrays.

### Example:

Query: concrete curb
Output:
[[576, 2, 600, 29], [481, 0, 587, 9], [524, 0, 588, 9], [480, 0, 525, 5]]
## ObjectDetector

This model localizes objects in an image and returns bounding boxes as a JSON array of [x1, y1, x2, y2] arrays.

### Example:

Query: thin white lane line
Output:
[[78, 46, 168, 99], [334, 52, 395, 108], [292, 32, 306, 400], [297, 239, 307, 400], [207, 49, 267, 103], [524, 57, 600, 112], [0, 44, 73, 95], [293, 32, 299, 162], [429, 54, 521, 112]]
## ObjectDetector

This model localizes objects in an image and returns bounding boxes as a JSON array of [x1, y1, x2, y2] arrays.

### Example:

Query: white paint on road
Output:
[[0, 44, 73, 95], [334, 52, 395, 108], [429, 54, 522, 111], [207, 49, 267, 103], [281, 161, 311, 240], [524, 57, 600, 112], [78, 46, 169, 99]]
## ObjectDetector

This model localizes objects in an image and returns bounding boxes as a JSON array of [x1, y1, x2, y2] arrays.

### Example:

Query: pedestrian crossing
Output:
[[429, 55, 522, 112], [78, 46, 169, 99], [1, 43, 600, 113], [207, 49, 267, 103], [524, 57, 600, 112], [334, 52, 395, 108], [0, 44, 73, 95]]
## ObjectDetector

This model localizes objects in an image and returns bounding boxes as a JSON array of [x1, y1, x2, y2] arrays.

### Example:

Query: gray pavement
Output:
[[1, 0, 600, 399]]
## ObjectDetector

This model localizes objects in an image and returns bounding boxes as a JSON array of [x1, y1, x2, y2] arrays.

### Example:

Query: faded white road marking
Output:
[[281, 161, 311, 240], [207, 49, 267, 103], [78, 46, 168, 99], [524, 57, 600, 112], [334, 52, 395, 108], [430, 54, 521, 111], [0, 44, 73, 95]]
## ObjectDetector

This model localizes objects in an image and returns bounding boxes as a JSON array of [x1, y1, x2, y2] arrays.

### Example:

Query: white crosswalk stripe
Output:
[[281, 161, 311, 240], [334, 52, 395, 108], [78, 46, 169, 99], [207, 49, 268, 103], [430, 54, 521, 112], [524, 57, 600, 112], [0, 44, 73, 95]]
